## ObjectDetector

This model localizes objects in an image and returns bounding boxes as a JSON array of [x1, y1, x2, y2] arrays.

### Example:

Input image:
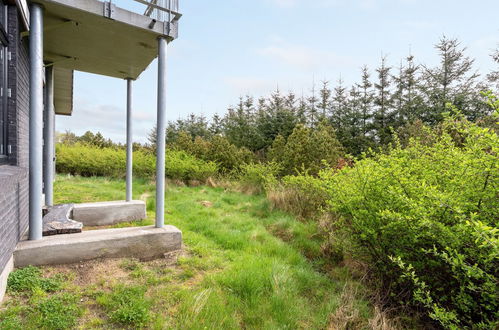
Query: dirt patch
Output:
[[139, 192, 151, 201], [200, 201, 213, 208], [42, 249, 186, 288]]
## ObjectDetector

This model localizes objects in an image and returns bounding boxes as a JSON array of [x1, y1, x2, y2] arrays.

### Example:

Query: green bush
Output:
[[316, 110, 498, 328], [173, 131, 255, 173], [237, 162, 281, 193], [268, 121, 343, 176], [166, 150, 218, 181], [56, 144, 218, 182], [267, 173, 329, 220]]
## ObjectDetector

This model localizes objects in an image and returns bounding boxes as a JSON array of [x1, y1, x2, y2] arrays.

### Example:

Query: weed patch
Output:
[[7, 266, 64, 295]]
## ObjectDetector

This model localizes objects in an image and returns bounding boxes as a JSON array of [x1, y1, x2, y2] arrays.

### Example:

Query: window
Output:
[[0, 1, 7, 161]]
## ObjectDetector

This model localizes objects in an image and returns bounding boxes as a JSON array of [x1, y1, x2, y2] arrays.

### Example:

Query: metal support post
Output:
[[29, 3, 44, 240], [155, 37, 168, 228], [126, 78, 133, 202]]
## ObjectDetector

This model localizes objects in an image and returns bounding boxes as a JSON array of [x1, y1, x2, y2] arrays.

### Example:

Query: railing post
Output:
[[155, 37, 168, 228], [126, 78, 133, 202], [29, 3, 44, 240]]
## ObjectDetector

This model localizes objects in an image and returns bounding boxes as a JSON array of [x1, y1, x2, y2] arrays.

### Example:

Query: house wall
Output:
[[0, 4, 29, 284]]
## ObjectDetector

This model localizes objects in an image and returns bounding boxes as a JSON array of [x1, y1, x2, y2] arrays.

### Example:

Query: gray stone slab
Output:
[[72, 200, 147, 227], [14, 225, 182, 267], [43, 204, 83, 236]]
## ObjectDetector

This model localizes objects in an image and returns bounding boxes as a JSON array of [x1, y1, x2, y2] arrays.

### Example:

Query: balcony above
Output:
[[28, 0, 180, 115]]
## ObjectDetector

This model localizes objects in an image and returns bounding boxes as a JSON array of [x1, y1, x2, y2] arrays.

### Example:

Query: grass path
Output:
[[0, 175, 373, 329]]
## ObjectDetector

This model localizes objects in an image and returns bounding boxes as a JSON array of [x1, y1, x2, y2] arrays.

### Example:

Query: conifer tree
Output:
[[307, 82, 319, 128], [403, 54, 422, 121], [421, 37, 481, 122], [318, 81, 332, 120], [391, 61, 406, 127], [373, 56, 393, 145], [331, 77, 348, 131], [488, 48, 499, 90], [356, 66, 374, 139]]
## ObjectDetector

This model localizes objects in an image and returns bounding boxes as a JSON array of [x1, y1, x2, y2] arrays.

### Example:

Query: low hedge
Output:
[[56, 144, 218, 182]]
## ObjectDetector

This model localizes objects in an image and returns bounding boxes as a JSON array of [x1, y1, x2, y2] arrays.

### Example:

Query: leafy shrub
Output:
[[237, 162, 281, 194], [8, 266, 63, 295], [30, 293, 82, 329], [267, 173, 328, 220], [97, 285, 151, 328], [318, 111, 498, 328], [166, 150, 218, 181], [268, 121, 343, 176], [56, 144, 218, 182], [173, 131, 255, 173]]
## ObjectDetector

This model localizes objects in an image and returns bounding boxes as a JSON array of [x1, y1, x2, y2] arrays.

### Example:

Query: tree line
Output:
[[156, 37, 498, 157]]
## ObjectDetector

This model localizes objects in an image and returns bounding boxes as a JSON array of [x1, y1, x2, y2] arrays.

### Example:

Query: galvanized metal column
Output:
[[126, 78, 133, 202], [29, 3, 44, 240], [43, 66, 55, 207], [155, 37, 168, 228]]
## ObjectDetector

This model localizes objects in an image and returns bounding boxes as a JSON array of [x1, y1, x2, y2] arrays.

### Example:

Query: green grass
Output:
[[0, 175, 374, 329]]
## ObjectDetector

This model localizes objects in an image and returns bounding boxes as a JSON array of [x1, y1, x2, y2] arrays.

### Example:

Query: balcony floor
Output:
[[37, 0, 166, 80]]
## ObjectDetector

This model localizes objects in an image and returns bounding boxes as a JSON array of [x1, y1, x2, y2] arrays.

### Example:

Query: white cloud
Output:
[[57, 102, 155, 143], [223, 77, 277, 95], [257, 44, 353, 71]]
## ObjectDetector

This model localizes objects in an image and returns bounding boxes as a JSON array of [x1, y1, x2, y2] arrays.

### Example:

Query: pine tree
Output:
[[345, 86, 364, 155], [296, 94, 308, 125], [318, 81, 332, 120], [307, 81, 319, 128], [391, 60, 406, 127], [356, 66, 374, 139], [403, 54, 422, 121], [210, 114, 223, 136], [373, 56, 393, 145], [331, 77, 348, 130], [487, 48, 499, 90], [421, 36, 481, 123]]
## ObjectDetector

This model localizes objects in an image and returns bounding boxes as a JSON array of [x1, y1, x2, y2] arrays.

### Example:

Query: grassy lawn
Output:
[[0, 175, 374, 329]]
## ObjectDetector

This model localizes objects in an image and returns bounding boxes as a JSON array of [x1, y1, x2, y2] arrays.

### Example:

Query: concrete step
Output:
[[14, 225, 182, 267], [72, 200, 147, 227]]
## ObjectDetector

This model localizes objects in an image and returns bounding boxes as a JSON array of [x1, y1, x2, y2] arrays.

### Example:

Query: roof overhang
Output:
[[28, 0, 173, 115]]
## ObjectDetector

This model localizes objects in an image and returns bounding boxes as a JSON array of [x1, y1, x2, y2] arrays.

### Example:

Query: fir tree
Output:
[[356, 65, 374, 139], [318, 81, 332, 120], [487, 48, 499, 90], [373, 56, 393, 145], [421, 36, 481, 122]]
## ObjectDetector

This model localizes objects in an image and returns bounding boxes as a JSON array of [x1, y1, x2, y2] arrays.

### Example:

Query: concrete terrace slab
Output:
[[72, 200, 147, 227], [14, 226, 182, 267]]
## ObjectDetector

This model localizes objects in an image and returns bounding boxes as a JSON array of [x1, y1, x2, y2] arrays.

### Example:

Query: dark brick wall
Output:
[[0, 5, 29, 273]]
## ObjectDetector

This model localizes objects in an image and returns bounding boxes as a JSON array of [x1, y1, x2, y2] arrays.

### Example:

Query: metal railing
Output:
[[132, 0, 181, 23]]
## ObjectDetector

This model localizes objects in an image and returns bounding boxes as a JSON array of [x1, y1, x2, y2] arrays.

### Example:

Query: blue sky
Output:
[[57, 0, 499, 143]]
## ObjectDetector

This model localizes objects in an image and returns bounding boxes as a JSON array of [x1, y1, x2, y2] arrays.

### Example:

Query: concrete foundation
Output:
[[0, 256, 14, 304], [14, 225, 181, 267], [72, 200, 146, 227]]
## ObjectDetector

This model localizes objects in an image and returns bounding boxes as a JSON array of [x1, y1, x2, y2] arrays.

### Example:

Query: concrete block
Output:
[[0, 256, 14, 305], [72, 200, 146, 227], [14, 226, 182, 267]]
